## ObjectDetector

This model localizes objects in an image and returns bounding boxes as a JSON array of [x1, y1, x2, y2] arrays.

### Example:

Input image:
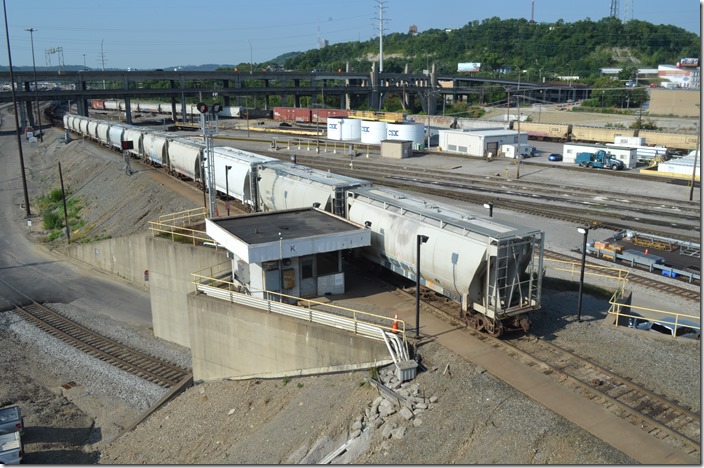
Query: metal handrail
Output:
[[191, 266, 407, 349], [546, 258, 700, 338]]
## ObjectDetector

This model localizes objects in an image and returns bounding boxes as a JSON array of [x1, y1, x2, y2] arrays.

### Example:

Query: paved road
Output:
[[0, 110, 153, 327]]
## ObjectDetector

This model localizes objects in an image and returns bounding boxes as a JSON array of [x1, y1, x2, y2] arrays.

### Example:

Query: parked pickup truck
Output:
[[0, 431, 23, 464], [0, 406, 23, 435]]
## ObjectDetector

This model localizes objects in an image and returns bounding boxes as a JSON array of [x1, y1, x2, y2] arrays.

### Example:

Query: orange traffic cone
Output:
[[645, 248, 649, 255], [391, 314, 399, 333]]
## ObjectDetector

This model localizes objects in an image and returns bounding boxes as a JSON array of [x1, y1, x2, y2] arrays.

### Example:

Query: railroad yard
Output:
[[0, 105, 700, 463]]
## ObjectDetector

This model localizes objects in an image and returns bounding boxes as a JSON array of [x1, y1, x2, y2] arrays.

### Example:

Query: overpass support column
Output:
[[124, 97, 133, 124], [369, 63, 380, 111], [23, 82, 34, 128], [222, 79, 230, 107], [179, 76, 187, 122]]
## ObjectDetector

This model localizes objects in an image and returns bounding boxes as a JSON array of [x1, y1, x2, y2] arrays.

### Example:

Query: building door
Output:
[[300, 256, 316, 297]]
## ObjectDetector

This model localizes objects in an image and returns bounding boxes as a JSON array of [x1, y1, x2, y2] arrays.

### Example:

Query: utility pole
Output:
[[2, 0, 31, 217]]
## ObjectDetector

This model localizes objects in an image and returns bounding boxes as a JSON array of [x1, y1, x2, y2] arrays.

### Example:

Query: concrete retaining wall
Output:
[[60, 232, 150, 286], [187, 293, 392, 381], [147, 237, 228, 348]]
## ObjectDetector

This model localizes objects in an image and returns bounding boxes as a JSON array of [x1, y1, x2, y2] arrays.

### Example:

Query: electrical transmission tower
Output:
[[373, 0, 389, 72], [44, 47, 64, 69], [609, 0, 620, 18], [623, 0, 633, 22]]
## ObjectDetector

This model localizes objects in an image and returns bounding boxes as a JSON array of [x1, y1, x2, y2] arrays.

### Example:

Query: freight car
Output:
[[346, 186, 544, 336], [507, 120, 697, 151], [638, 130, 699, 151], [515, 122, 570, 141], [62, 113, 544, 336], [570, 125, 636, 145]]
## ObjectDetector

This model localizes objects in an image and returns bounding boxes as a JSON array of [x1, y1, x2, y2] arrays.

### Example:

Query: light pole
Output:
[[26, 27, 41, 141], [415, 234, 429, 339], [576, 226, 589, 322], [225, 165, 232, 216], [690, 120, 699, 201], [3, 0, 31, 217], [82, 53, 86, 69], [483, 202, 494, 217]]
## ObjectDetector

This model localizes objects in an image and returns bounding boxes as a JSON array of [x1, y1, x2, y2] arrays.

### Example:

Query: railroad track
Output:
[[544, 250, 700, 302], [269, 153, 701, 240], [15, 301, 190, 388], [392, 285, 701, 460]]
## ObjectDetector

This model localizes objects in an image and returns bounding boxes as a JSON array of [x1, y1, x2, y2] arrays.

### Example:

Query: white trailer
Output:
[[606, 143, 668, 163], [563, 142, 637, 169]]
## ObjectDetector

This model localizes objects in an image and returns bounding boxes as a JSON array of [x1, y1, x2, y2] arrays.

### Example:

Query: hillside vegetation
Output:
[[273, 17, 698, 81]]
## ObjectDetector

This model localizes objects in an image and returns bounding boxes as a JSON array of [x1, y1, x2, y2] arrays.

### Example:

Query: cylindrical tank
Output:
[[327, 117, 361, 141], [387, 122, 424, 145], [360, 120, 387, 144]]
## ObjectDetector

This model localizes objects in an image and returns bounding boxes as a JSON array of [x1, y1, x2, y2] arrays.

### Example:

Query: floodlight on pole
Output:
[[576, 226, 589, 322], [26, 27, 42, 141]]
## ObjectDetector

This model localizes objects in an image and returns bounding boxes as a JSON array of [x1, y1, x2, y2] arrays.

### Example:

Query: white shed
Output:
[[438, 129, 527, 157], [563, 142, 638, 169]]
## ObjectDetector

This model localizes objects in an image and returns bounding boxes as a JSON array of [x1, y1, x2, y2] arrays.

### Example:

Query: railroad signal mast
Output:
[[197, 102, 220, 218]]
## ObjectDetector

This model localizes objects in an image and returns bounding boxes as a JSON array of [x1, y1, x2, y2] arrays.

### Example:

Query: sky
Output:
[[1, 0, 700, 70]]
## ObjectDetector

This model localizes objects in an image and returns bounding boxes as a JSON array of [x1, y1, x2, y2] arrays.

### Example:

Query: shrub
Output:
[[42, 211, 62, 230]]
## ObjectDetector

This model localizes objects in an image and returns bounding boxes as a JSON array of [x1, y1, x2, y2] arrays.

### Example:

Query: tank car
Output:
[[345, 186, 544, 337]]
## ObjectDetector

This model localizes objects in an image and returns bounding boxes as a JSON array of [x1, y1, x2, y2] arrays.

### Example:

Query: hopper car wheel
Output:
[[485, 318, 504, 338]]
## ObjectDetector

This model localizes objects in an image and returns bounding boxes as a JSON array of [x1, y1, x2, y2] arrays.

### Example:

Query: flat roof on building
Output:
[[210, 208, 362, 245]]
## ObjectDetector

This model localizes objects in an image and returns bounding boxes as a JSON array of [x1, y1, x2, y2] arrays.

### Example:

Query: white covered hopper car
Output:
[[345, 186, 543, 336]]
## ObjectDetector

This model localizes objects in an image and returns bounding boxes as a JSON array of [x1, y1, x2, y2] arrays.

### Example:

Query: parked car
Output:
[[0, 406, 23, 435], [629, 316, 701, 339], [548, 153, 562, 161]]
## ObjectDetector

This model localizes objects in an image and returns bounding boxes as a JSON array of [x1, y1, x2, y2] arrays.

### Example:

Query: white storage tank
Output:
[[360, 120, 387, 144], [327, 117, 361, 141], [387, 122, 424, 145]]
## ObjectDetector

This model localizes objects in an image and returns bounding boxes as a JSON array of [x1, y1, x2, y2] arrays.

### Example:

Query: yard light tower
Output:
[[415, 234, 429, 339], [26, 27, 42, 141], [576, 226, 589, 322]]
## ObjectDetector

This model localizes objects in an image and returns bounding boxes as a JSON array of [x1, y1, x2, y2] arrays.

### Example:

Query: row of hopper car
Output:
[[62, 112, 544, 338], [88, 100, 398, 125], [509, 121, 698, 152]]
